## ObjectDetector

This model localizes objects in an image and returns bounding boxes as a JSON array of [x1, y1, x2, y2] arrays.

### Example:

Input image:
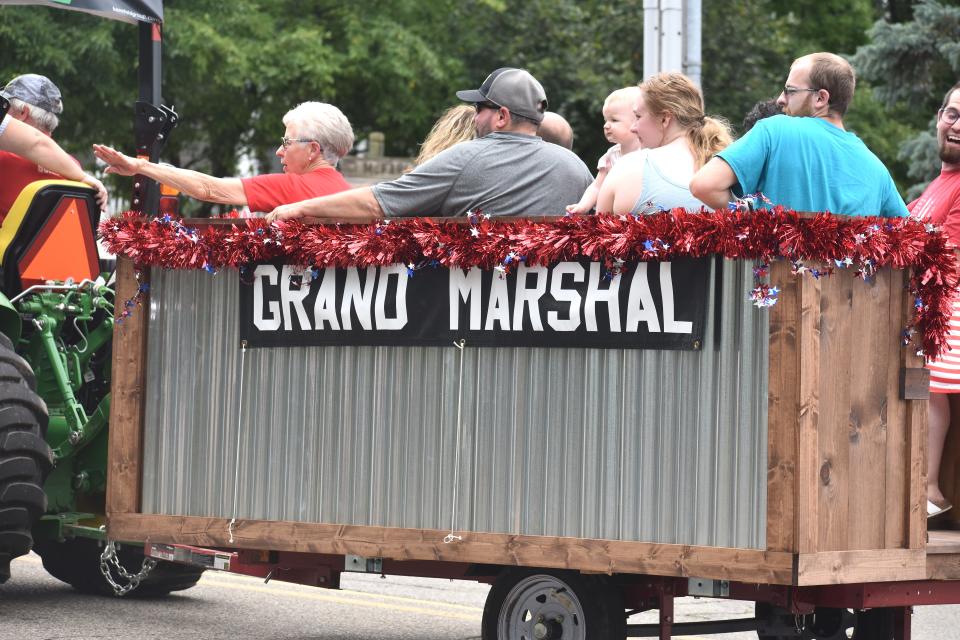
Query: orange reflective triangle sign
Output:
[[19, 197, 99, 287]]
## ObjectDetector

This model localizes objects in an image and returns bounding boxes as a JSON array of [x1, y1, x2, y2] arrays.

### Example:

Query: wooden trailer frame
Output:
[[105, 245, 960, 588]]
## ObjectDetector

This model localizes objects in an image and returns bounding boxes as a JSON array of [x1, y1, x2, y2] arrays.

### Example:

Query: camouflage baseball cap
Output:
[[1, 74, 63, 115]]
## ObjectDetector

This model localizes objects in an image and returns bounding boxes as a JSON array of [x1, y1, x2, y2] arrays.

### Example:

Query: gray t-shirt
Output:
[[372, 131, 593, 217]]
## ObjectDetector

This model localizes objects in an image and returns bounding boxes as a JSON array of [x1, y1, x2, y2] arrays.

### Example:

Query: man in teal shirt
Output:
[[690, 52, 908, 217]]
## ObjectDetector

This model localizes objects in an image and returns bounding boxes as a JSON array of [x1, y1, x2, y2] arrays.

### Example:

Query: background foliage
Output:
[[0, 0, 955, 213]]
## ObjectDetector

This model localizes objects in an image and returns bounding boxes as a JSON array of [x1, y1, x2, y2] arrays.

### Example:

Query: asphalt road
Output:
[[2, 553, 960, 639]]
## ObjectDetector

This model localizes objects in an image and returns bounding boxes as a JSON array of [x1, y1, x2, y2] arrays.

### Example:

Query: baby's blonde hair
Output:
[[603, 86, 641, 111], [415, 105, 477, 165]]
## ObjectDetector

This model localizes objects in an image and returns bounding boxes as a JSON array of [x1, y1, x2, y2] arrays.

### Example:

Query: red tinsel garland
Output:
[[99, 209, 959, 358]]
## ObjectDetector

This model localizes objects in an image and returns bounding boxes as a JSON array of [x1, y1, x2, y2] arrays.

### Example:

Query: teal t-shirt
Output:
[[717, 114, 908, 217]]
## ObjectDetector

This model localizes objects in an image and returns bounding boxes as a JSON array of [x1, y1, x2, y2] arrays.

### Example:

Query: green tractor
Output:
[[0, 173, 203, 595], [0, 0, 201, 595]]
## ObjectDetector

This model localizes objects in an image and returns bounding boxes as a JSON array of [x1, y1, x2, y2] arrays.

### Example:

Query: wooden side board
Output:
[[107, 512, 933, 586], [107, 513, 796, 584], [767, 263, 926, 556]]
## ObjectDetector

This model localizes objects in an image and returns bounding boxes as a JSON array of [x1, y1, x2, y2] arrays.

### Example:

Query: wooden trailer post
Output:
[[105, 257, 150, 517]]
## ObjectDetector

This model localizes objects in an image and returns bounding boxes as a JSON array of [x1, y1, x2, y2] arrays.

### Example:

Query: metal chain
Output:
[[99, 541, 157, 597]]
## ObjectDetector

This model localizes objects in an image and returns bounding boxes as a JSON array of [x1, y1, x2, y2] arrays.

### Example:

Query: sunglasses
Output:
[[474, 101, 501, 112]]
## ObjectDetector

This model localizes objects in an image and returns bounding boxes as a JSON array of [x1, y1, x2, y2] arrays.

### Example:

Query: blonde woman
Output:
[[414, 105, 477, 166], [597, 73, 732, 214]]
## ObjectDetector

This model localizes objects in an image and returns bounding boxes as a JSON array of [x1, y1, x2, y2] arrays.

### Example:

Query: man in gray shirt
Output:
[[266, 68, 592, 222]]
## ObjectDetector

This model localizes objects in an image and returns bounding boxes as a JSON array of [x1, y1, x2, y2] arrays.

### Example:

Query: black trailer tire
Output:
[[756, 603, 894, 639], [0, 335, 50, 584], [34, 537, 204, 597], [481, 568, 626, 640]]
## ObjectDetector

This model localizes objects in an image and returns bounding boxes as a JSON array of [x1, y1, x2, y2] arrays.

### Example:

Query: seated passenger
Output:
[[596, 74, 731, 215], [93, 102, 354, 213], [413, 104, 477, 166], [742, 98, 783, 133], [265, 67, 593, 222], [690, 52, 907, 217], [0, 74, 107, 217], [539, 111, 574, 150], [567, 86, 642, 214], [0, 108, 107, 209]]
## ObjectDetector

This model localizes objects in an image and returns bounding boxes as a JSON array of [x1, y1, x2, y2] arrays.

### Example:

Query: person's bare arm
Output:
[[689, 157, 737, 210], [567, 171, 603, 215], [266, 187, 384, 223], [1, 117, 108, 209], [93, 144, 247, 206], [596, 155, 644, 214]]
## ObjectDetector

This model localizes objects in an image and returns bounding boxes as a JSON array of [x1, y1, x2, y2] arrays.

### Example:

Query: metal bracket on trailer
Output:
[[145, 542, 234, 571]]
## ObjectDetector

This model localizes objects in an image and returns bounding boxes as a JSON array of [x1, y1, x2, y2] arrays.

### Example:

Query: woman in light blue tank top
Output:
[[597, 73, 732, 216]]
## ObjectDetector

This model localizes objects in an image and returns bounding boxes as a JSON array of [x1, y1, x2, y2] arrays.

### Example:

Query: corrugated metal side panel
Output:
[[141, 259, 768, 548]]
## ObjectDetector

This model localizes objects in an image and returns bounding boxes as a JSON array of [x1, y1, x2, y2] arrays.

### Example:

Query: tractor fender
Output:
[[0, 291, 22, 343]]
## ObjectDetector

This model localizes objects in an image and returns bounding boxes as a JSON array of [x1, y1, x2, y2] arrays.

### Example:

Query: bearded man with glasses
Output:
[[93, 102, 353, 213], [908, 82, 960, 520], [691, 52, 908, 218]]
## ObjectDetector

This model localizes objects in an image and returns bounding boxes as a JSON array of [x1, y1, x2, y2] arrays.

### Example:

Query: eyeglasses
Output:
[[782, 86, 820, 96], [474, 101, 501, 112], [280, 136, 317, 148], [939, 108, 960, 126]]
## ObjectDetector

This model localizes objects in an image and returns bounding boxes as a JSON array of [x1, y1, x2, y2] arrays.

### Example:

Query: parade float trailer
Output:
[[99, 212, 960, 639]]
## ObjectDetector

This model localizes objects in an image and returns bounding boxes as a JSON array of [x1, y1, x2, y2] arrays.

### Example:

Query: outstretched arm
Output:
[[93, 144, 247, 206], [266, 187, 384, 223], [689, 157, 737, 210], [1, 117, 108, 209]]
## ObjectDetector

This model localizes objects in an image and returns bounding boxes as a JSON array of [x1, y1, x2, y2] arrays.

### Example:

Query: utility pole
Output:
[[643, 0, 702, 86]]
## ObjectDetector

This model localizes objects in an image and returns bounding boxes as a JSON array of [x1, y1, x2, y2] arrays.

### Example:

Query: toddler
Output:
[[567, 86, 642, 214]]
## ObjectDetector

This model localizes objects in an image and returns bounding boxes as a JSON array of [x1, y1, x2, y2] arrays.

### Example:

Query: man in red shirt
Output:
[[0, 74, 107, 222], [93, 102, 354, 213], [909, 81, 960, 519]]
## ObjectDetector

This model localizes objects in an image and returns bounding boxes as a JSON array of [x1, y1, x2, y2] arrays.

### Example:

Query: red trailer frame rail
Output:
[[146, 541, 959, 639]]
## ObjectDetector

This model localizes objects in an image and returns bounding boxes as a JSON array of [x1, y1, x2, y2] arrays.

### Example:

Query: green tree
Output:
[[852, 0, 960, 197]]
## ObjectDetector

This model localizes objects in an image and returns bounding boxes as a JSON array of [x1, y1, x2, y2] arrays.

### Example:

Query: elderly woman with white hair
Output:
[[93, 101, 354, 213]]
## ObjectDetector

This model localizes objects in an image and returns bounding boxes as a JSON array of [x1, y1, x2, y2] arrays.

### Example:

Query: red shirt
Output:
[[240, 166, 351, 213], [0, 150, 80, 224], [908, 169, 960, 245]]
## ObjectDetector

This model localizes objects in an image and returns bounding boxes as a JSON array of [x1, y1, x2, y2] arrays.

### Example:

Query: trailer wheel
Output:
[[481, 568, 625, 640], [34, 537, 204, 597], [0, 334, 51, 584], [755, 603, 894, 639]]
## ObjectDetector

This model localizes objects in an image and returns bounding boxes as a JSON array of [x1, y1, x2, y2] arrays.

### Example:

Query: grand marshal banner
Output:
[[238, 258, 711, 350]]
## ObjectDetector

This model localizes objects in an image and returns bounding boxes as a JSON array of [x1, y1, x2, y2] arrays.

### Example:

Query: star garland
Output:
[[98, 208, 959, 358]]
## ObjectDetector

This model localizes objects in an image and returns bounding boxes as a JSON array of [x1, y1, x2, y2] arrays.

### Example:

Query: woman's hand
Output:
[[92, 144, 142, 177]]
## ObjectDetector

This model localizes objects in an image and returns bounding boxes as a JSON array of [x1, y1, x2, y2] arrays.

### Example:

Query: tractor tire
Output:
[[34, 537, 204, 597], [0, 333, 51, 584]]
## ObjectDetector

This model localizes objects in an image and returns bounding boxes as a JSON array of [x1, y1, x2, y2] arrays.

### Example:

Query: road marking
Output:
[[199, 578, 482, 622]]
